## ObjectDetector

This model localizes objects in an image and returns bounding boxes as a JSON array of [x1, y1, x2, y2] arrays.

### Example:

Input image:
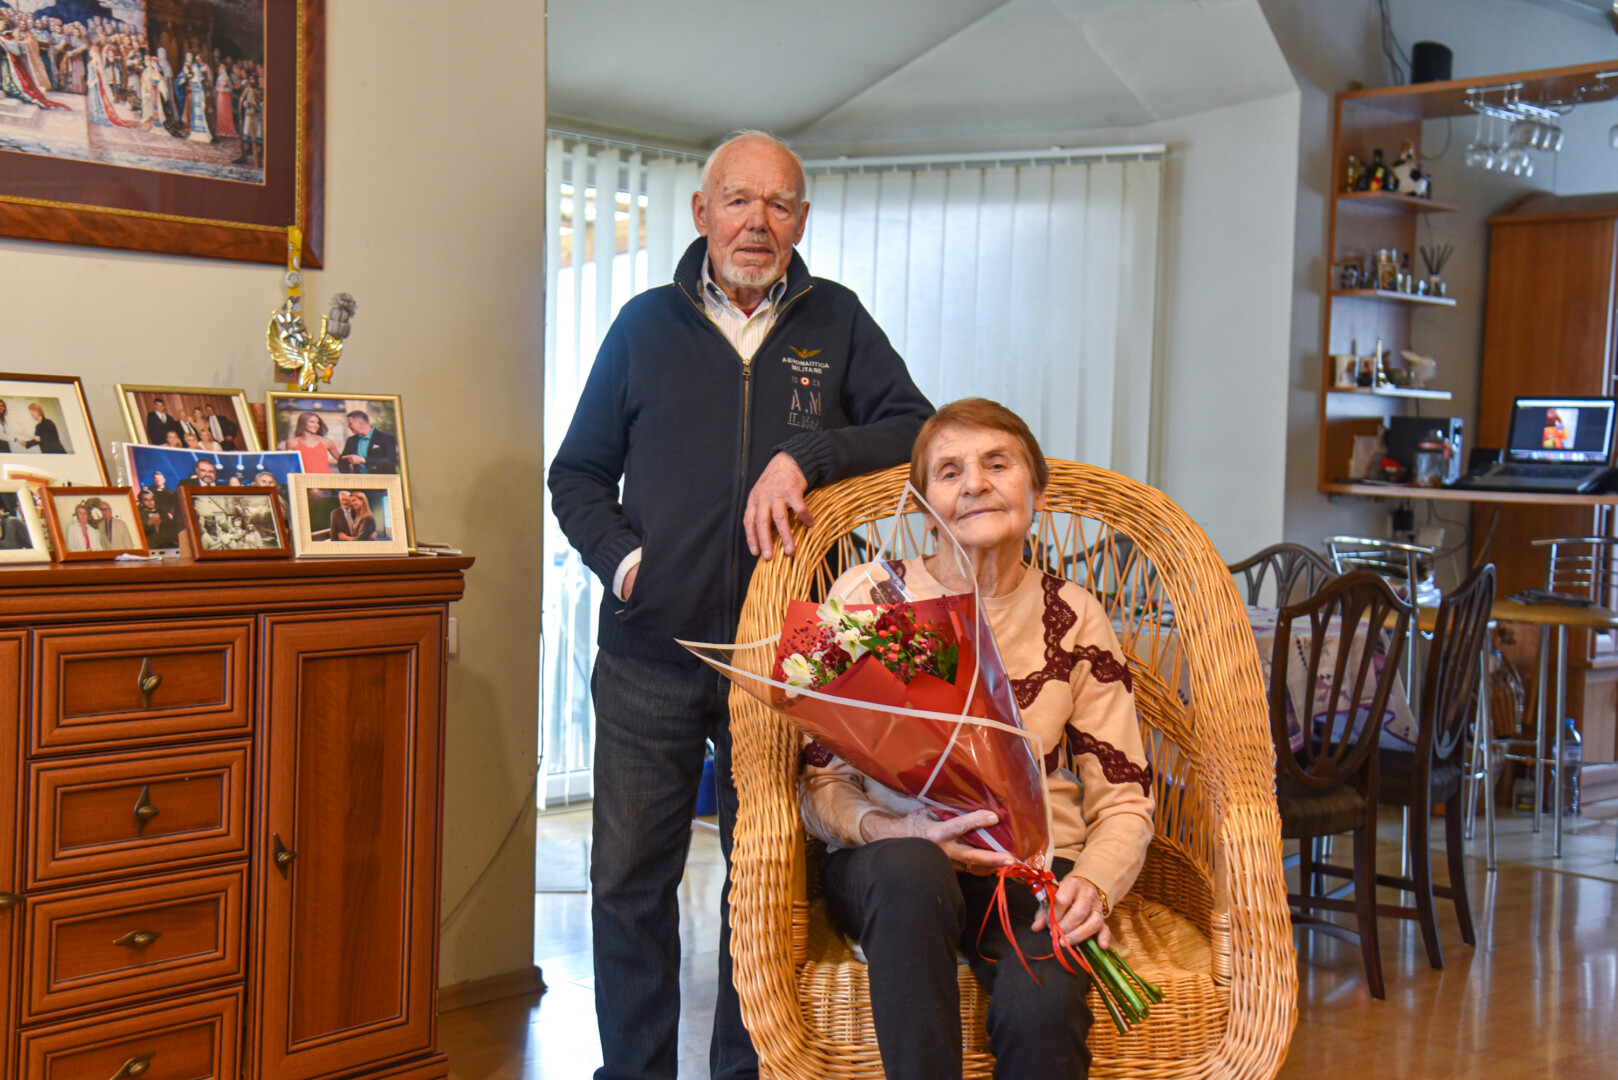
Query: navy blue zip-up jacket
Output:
[[548, 238, 934, 662]]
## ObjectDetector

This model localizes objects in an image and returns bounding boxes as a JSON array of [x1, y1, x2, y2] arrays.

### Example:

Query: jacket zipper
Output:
[[677, 279, 815, 620]]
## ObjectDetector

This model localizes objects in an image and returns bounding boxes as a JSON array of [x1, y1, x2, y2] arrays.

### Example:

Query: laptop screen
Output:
[[1508, 397, 1617, 464]]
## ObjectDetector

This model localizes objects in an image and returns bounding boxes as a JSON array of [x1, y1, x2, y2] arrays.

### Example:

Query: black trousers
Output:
[[589, 651, 756, 1080], [821, 838, 1093, 1080]]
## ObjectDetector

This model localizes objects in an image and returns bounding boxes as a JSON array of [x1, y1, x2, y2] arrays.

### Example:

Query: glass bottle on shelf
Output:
[[1345, 154, 1364, 192]]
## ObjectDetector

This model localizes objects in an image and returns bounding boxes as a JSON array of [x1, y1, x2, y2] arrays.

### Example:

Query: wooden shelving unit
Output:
[[1317, 59, 1618, 498]]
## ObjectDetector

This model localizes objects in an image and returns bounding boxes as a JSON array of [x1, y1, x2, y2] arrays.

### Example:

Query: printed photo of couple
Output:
[[270, 394, 403, 476]]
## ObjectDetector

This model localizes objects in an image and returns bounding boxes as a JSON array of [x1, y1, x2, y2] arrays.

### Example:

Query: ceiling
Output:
[[546, 0, 1298, 156]]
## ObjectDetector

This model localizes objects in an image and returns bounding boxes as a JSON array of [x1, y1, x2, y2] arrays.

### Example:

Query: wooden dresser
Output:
[[0, 555, 472, 1080]]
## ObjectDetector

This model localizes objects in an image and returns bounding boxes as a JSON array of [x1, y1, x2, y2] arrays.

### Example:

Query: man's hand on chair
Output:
[[744, 451, 813, 560]]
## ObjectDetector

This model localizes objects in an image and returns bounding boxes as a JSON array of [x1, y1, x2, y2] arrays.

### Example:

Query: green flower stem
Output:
[[1090, 970, 1132, 1036], [1080, 938, 1150, 1022]]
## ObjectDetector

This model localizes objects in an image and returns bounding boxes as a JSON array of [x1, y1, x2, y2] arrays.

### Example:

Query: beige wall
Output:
[[0, 0, 547, 988]]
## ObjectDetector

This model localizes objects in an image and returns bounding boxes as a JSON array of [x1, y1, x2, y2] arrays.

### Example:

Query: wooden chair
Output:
[[725, 460, 1296, 1079], [1228, 542, 1337, 608], [1367, 563, 1496, 969], [1271, 571, 1410, 1001]]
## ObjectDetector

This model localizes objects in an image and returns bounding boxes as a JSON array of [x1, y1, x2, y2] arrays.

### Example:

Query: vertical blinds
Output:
[[799, 155, 1163, 480]]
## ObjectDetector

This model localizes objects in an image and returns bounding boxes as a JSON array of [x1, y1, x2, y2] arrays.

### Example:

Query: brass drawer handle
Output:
[[273, 833, 298, 875], [133, 784, 160, 836], [111, 1052, 154, 1079], [136, 657, 162, 708], [113, 929, 161, 949], [0, 893, 20, 910]]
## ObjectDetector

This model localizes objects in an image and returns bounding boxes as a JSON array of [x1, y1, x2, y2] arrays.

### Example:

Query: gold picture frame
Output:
[[288, 474, 409, 557], [116, 385, 263, 452], [266, 391, 414, 547]]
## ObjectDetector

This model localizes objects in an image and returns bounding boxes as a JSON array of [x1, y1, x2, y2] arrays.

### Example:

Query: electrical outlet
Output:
[[447, 617, 459, 659]]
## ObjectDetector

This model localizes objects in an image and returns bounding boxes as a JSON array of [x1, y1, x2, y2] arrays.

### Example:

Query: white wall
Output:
[[0, 0, 547, 989], [1258, 0, 1618, 583]]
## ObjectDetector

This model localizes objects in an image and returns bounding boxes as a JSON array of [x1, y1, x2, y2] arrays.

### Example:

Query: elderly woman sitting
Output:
[[800, 398, 1155, 1080]]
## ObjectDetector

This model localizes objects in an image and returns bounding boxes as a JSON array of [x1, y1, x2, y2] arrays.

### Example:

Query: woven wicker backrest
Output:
[[726, 460, 1296, 1079]]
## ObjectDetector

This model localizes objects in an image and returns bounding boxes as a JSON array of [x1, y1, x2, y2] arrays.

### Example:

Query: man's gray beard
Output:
[[719, 255, 783, 291]]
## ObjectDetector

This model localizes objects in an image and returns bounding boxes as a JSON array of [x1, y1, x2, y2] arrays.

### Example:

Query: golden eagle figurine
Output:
[[267, 293, 357, 393]]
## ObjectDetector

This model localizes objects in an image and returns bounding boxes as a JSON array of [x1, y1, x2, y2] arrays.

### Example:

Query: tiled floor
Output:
[[439, 800, 1618, 1079]]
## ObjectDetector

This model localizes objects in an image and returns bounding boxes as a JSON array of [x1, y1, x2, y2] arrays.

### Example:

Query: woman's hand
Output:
[[1031, 873, 1112, 949], [859, 809, 1014, 874]]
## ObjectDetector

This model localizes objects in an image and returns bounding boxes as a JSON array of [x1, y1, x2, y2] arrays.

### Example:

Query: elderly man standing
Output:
[[549, 131, 933, 1080]]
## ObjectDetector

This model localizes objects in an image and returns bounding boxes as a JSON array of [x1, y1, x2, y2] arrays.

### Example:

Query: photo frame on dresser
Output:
[[40, 487, 150, 562], [179, 485, 293, 559], [0, 480, 50, 564], [288, 474, 408, 557], [267, 391, 415, 547], [117, 385, 262, 451], [0, 374, 108, 487]]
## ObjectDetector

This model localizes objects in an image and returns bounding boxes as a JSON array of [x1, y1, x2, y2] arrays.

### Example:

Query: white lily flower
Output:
[[834, 627, 869, 661], [846, 606, 878, 628], [816, 596, 849, 626], [781, 652, 817, 688]]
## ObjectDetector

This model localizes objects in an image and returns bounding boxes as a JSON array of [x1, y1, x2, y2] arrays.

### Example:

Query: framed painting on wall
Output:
[[0, 0, 326, 266]]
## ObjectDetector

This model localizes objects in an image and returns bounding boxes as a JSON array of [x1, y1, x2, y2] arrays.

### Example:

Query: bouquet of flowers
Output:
[[682, 485, 1162, 1032]]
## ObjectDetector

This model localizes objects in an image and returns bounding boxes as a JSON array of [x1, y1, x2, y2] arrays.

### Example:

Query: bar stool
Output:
[[1492, 537, 1618, 858]]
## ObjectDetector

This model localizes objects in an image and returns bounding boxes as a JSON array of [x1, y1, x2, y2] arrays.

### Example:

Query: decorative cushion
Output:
[[1378, 748, 1462, 808], [1275, 775, 1367, 839]]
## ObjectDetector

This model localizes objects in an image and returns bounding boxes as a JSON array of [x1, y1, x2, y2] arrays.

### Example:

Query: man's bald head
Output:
[[699, 131, 806, 203]]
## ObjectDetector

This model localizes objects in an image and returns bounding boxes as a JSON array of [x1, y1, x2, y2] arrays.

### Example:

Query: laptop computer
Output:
[[1456, 396, 1617, 493]]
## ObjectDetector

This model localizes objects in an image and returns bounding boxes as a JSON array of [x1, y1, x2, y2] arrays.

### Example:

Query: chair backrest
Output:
[[1269, 570, 1411, 791], [1418, 563, 1496, 765], [1323, 535, 1439, 608], [1228, 542, 1337, 607], [1535, 535, 1618, 599]]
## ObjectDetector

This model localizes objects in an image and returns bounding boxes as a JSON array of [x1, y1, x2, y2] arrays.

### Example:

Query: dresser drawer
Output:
[[34, 621, 252, 754], [28, 744, 251, 889], [23, 866, 245, 1021], [19, 988, 240, 1080]]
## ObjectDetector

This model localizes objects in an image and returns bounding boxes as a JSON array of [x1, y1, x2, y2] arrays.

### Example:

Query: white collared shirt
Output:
[[612, 257, 791, 601], [697, 255, 788, 362]]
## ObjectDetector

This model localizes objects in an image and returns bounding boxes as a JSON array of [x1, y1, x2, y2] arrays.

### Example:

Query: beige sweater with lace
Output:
[[798, 558, 1156, 905]]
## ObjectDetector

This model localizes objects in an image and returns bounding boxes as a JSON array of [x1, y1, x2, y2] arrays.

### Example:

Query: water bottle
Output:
[[1561, 717, 1582, 816]]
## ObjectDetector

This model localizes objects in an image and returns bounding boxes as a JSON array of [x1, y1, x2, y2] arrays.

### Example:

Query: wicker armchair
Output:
[[726, 460, 1297, 1079]]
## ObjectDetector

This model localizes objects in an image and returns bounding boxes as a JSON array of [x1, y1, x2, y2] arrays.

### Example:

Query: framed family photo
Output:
[[0, 479, 50, 564], [41, 486, 149, 562], [121, 443, 302, 551], [0, 0, 326, 266], [0, 373, 108, 486], [267, 391, 414, 546], [179, 485, 291, 559], [117, 384, 261, 451], [288, 474, 407, 557]]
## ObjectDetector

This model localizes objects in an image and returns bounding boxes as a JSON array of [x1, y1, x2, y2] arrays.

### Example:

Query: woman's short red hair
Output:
[[909, 398, 1049, 494]]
